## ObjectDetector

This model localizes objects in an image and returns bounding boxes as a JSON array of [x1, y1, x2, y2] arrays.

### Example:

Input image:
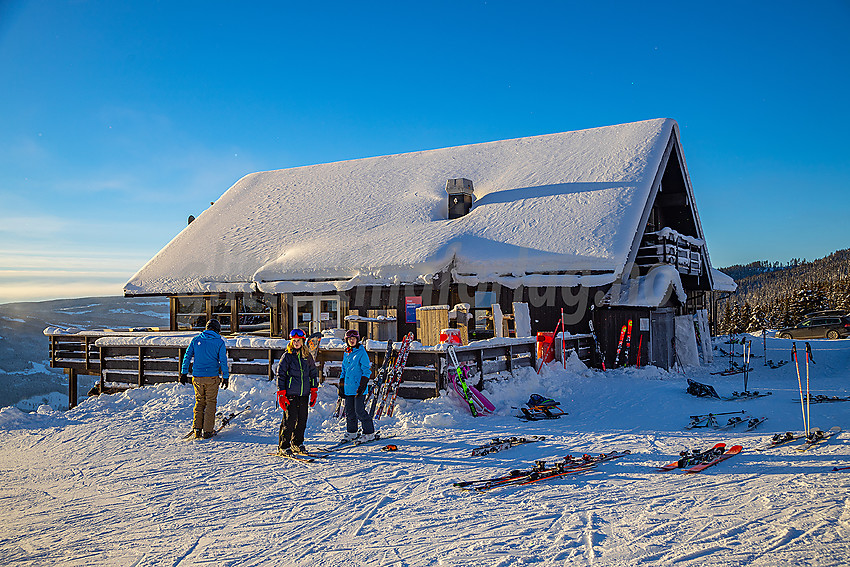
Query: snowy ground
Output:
[[1, 334, 848, 566]]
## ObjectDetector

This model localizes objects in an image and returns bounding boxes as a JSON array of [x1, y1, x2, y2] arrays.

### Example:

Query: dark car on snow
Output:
[[777, 315, 850, 340]]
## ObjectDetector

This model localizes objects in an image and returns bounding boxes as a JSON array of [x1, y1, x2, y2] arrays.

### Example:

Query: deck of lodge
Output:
[[47, 332, 595, 409]]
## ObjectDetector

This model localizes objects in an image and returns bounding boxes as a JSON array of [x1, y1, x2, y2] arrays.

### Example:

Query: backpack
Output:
[[527, 393, 560, 409], [686, 378, 720, 399]]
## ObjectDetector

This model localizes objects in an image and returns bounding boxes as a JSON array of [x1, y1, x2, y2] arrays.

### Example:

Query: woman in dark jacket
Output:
[[276, 328, 319, 455]]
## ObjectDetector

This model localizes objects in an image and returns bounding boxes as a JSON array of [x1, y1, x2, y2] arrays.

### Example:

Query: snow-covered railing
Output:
[[638, 227, 703, 275], [45, 329, 541, 408]]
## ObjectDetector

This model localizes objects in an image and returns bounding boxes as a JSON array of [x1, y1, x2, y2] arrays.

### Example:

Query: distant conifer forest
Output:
[[716, 248, 850, 334]]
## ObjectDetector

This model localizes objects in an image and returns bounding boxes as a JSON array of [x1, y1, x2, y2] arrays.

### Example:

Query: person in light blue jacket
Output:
[[180, 319, 229, 439], [338, 329, 375, 443]]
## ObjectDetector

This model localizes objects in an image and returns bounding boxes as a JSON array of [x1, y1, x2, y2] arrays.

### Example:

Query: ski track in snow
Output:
[[1, 334, 850, 566]]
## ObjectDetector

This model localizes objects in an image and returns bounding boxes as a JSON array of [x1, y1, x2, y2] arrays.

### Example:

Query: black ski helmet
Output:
[[206, 319, 221, 334], [345, 329, 360, 342]]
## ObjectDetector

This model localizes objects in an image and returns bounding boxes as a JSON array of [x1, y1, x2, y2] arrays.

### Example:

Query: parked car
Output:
[[777, 316, 850, 340]]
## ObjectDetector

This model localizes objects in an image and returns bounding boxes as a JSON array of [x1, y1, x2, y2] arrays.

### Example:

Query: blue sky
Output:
[[1, 1, 848, 304]]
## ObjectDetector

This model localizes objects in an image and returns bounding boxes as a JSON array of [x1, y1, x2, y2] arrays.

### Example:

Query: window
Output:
[[470, 290, 498, 339], [211, 297, 232, 333], [239, 295, 272, 333], [176, 296, 207, 330]]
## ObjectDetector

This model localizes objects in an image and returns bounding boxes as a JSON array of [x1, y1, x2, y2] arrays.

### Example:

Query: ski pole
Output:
[[805, 342, 812, 435], [637, 334, 642, 368], [561, 307, 567, 370], [729, 335, 735, 372], [537, 316, 562, 374], [793, 343, 807, 435], [763, 329, 767, 366]]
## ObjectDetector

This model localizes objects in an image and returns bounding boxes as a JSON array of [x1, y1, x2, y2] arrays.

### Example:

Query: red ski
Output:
[[517, 451, 630, 485], [684, 444, 742, 473], [614, 324, 627, 367], [658, 443, 725, 471], [622, 320, 633, 366]]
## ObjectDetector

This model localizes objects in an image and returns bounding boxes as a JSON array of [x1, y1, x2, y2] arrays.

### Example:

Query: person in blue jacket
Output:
[[180, 318, 229, 439], [276, 328, 319, 455], [338, 329, 375, 443]]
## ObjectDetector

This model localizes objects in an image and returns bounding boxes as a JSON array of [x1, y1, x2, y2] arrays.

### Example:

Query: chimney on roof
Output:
[[446, 178, 474, 219]]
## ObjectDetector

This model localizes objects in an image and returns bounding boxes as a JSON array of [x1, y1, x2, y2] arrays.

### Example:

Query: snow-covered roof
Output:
[[606, 264, 687, 308], [710, 268, 737, 292], [126, 118, 707, 296]]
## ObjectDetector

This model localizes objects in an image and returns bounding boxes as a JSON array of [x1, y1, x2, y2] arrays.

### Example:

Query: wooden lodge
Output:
[[48, 118, 736, 407]]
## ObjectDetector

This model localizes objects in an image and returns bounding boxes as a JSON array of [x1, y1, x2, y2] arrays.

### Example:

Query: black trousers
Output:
[[279, 394, 310, 449], [344, 394, 375, 435]]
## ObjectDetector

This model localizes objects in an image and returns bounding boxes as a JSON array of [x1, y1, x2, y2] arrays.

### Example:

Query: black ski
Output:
[[312, 433, 397, 455], [796, 426, 841, 452], [470, 436, 545, 456], [216, 405, 250, 433], [367, 340, 396, 416], [685, 410, 745, 429], [183, 405, 250, 439], [454, 451, 629, 491], [588, 304, 606, 370], [755, 431, 804, 451], [268, 450, 319, 464]]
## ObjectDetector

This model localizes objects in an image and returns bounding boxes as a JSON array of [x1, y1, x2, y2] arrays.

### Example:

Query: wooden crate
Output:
[[416, 305, 449, 346]]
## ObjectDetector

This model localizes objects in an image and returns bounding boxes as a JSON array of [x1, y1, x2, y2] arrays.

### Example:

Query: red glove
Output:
[[309, 387, 318, 407], [277, 390, 289, 410]]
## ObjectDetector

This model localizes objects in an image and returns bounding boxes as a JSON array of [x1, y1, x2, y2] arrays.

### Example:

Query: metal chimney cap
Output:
[[445, 178, 474, 196]]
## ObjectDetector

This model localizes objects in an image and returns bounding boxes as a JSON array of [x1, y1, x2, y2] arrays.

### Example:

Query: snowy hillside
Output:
[[0, 297, 169, 410], [1, 332, 848, 566]]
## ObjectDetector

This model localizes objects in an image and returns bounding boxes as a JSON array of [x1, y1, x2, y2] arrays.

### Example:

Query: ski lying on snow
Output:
[[716, 416, 767, 431], [796, 426, 841, 452], [312, 433, 397, 455], [685, 411, 745, 429], [268, 451, 321, 464], [792, 395, 850, 404], [684, 444, 743, 473], [745, 417, 767, 431], [216, 405, 251, 433], [721, 391, 772, 401], [515, 451, 629, 487], [183, 405, 250, 439], [470, 436, 545, 456], [658, 443, 725, 472], [454, 451, 630, 491], [755, 432, 805, 451]]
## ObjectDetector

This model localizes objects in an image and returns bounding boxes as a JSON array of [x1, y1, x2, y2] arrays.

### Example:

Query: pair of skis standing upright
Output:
[[446, 345, 495, 417], [789, 341, 842, 450], [332, 332, 414, 420], [368, 332, 414, 419], [537, 306, 634, 371]]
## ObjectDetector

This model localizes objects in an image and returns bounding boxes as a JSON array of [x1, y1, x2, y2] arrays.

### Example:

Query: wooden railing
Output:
[[47, 332, 572, 408]]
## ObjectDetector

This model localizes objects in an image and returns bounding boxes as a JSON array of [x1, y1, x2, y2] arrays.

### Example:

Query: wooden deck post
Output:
[[68, 368, 77, 409], [268, 349, 274, 382], [99, 347, 106, 393], [84, 336, 91, 373], [138, 346, 145, 387], [177, 347, 185, 380]]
